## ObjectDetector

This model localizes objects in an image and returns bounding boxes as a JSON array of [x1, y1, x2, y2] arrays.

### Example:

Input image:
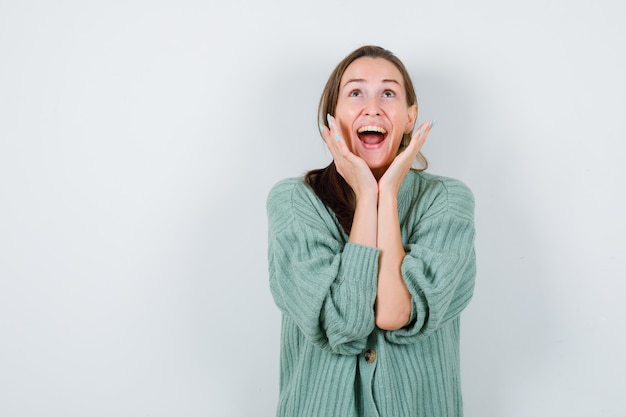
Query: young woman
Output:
[[267, 45, 476, 417]]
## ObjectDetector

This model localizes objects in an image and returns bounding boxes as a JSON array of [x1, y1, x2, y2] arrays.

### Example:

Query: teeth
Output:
[[358, 125, 387, 134]]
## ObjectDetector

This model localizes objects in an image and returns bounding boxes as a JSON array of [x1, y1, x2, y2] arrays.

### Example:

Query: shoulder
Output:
[[266, 176, 335, 234], [266, 177, 303, 206], [404, 170, 474, 220], [266, 176, 317, 212]]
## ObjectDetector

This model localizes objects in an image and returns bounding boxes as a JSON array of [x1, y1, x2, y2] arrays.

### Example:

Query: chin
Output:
[[362, 155, 392, 169]]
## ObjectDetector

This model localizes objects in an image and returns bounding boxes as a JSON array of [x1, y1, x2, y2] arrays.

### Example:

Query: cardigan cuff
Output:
[[339, 242, 379, 288]]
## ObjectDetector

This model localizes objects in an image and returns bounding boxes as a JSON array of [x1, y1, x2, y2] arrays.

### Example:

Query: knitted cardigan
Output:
[[266, 169, 476, 417]]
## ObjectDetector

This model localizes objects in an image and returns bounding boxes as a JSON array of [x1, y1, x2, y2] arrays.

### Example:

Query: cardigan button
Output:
[[364, 349, 376, 363]]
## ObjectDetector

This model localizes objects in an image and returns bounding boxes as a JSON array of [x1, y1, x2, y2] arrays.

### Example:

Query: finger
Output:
[[326, 114, 354, 161], [408, 119, 436, 153], [321, 116, 341, 159], [413, 119, 436, 138]]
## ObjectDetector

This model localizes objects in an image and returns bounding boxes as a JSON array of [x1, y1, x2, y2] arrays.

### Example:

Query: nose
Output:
[[364, 96, 381, 116]]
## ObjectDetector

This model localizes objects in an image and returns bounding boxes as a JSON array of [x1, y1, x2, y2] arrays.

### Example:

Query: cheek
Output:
[[391, 135, 404, 152], [335, 112, 356, 136], [336, 113, 355, 128]]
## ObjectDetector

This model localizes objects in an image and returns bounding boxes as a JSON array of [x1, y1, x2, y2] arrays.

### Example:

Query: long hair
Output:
[[305, 45, 427, 234]]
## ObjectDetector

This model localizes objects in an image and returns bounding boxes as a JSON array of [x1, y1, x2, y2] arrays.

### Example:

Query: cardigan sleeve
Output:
[[267, 179, 379, 355], [385, 178, 476, 344]]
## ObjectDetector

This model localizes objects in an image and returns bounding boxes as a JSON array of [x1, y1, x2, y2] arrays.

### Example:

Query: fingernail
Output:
[[335, 133, 340, 141], [327, 114, 332, 128], [430, 119, 438, 127], [319, 122, 324, 132], [418, 128, 424, 135]]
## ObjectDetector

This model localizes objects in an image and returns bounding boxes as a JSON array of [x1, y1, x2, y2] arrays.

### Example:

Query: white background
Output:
[[1, 1, 625, 416]]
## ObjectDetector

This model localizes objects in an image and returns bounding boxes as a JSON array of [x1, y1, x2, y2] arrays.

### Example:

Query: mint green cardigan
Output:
[[267, 170, 476, 417]]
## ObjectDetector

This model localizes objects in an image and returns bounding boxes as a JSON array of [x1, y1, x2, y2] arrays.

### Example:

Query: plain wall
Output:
[[1, 0, 624, 416]]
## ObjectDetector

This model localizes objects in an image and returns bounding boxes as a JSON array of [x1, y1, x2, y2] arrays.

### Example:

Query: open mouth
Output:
[[357, 125, 388, 148]]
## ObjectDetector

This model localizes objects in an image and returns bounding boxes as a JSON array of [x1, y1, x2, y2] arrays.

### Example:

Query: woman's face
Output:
[[335, 57, 417, 178]]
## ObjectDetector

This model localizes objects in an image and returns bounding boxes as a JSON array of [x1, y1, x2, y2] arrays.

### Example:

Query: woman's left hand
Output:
[[378, 120, 435, 195]]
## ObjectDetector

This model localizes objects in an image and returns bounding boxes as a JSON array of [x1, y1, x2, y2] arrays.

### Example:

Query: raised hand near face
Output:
[[378, 119, 436, 196], [321, 114, 378, 200]]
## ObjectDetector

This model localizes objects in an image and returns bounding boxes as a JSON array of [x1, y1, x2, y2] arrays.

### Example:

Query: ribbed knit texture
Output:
[[267, 170, 476, 417]]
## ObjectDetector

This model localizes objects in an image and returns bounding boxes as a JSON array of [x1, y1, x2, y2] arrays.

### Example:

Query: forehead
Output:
[[340, 57, 405, 86]]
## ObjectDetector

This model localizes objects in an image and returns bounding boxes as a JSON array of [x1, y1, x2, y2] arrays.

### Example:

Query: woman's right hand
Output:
[[321, 114, 378, 200]]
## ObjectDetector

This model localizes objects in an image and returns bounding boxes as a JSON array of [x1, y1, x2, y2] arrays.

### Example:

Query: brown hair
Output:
[[305, 45, 427, 234]]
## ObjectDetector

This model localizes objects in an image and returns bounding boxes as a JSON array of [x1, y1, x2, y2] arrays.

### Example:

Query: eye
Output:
[[382, 90, 396, 98], [348, 89, 362, 97]]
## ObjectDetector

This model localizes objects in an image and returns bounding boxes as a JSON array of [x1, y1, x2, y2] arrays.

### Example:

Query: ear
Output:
[[405, 104, 418, 133]]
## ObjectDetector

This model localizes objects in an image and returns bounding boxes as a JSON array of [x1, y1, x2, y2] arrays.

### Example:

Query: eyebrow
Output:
[[342, 78, 401, 88]]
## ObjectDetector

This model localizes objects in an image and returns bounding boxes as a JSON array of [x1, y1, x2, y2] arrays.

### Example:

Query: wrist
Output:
[[355, 187, 378, 208], [378, 184, 399, 203]]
